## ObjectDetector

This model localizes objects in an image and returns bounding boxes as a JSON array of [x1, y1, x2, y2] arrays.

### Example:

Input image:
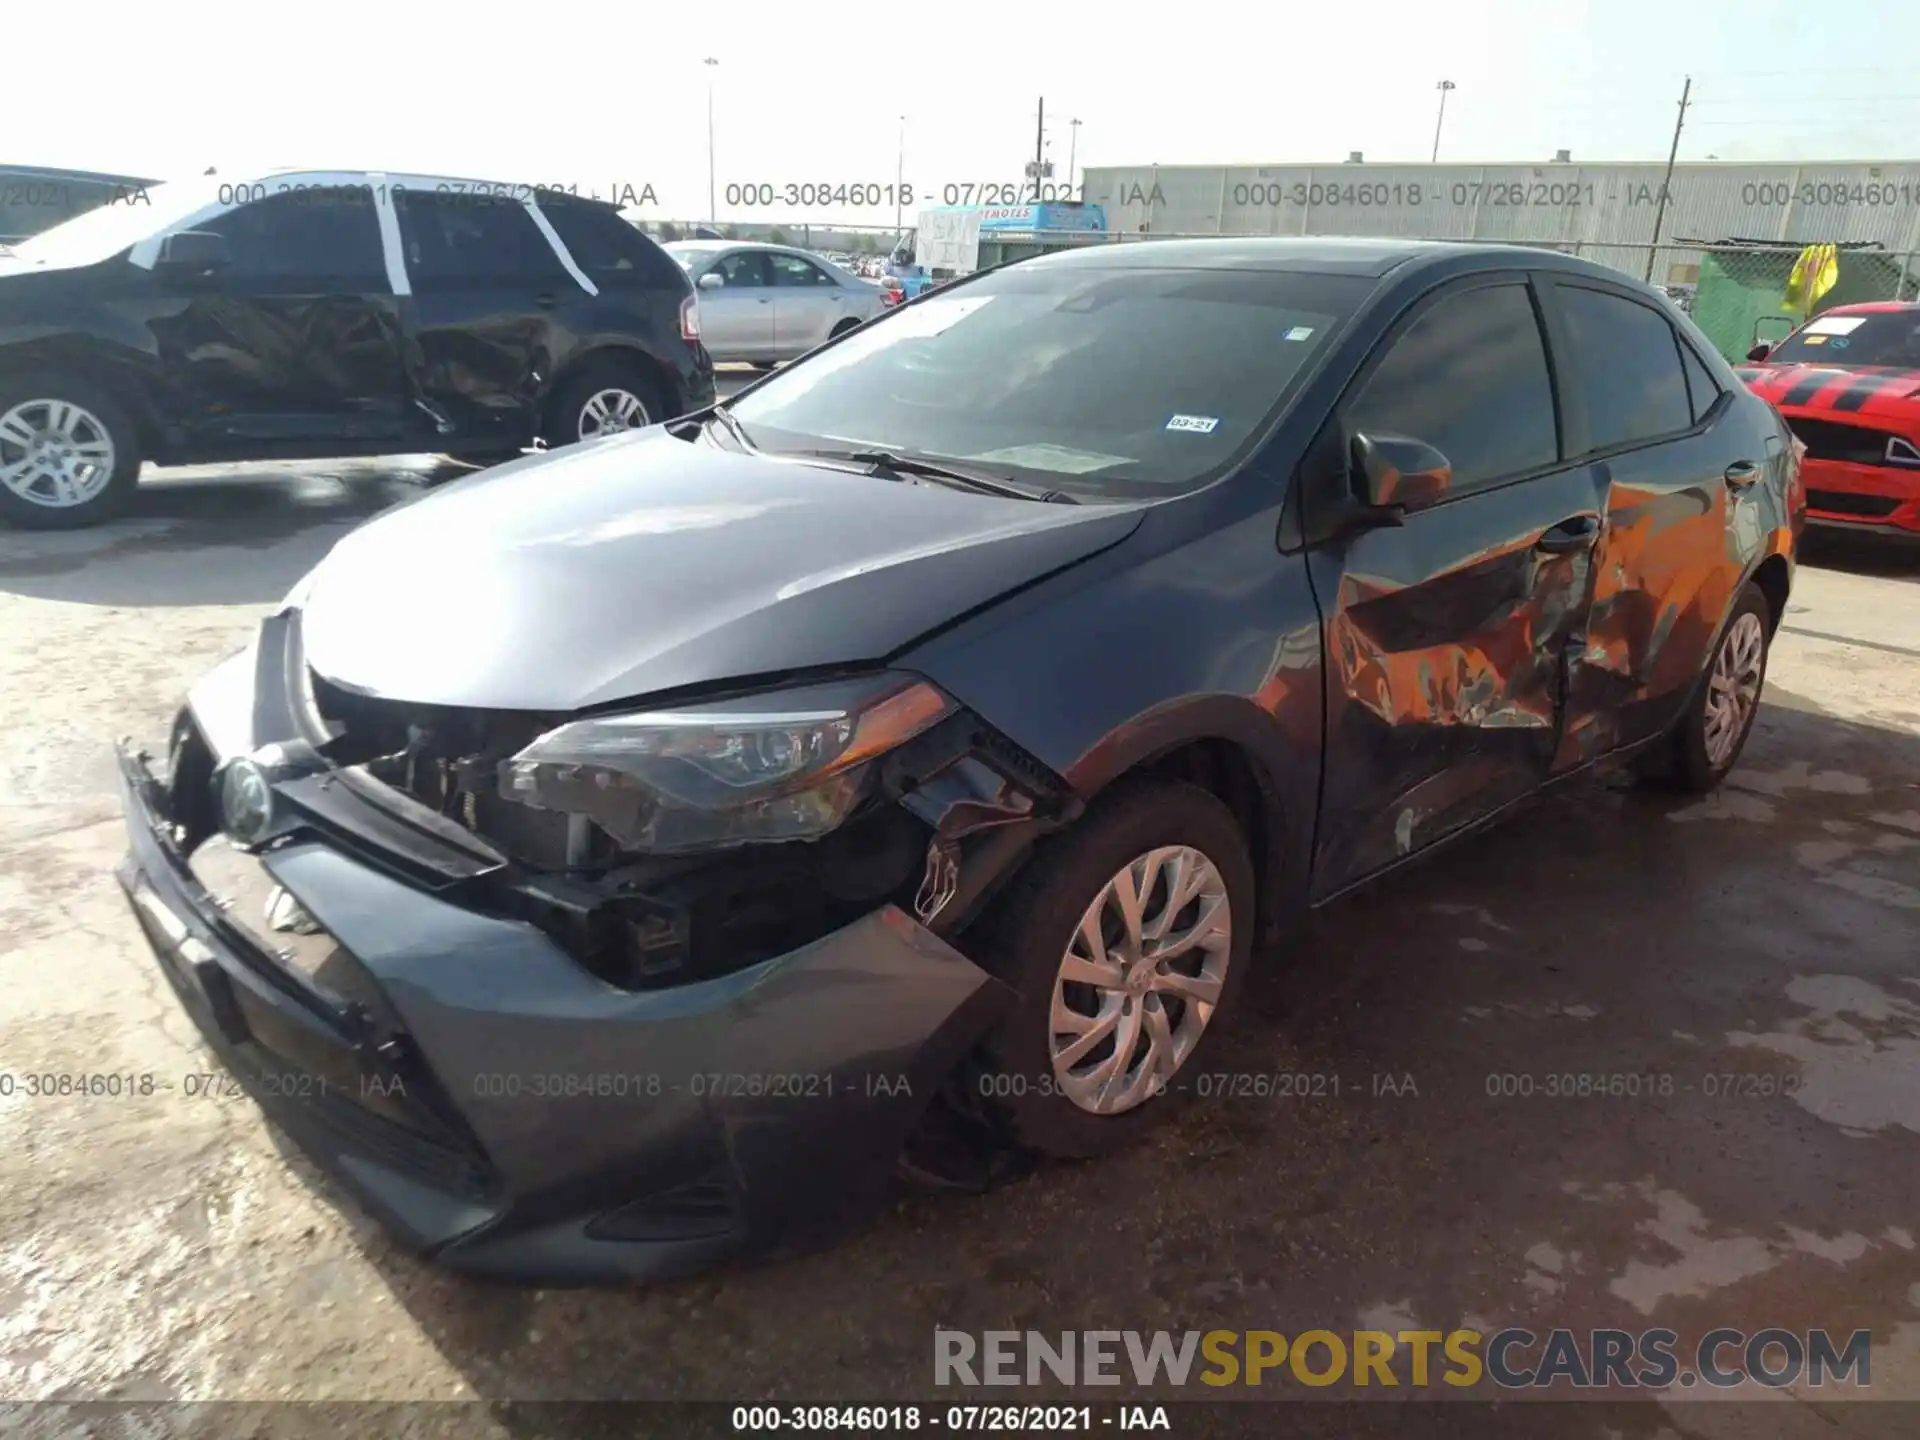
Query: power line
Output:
[[1691, 97, 1920, 110], [1688, 64, 1920, 79]]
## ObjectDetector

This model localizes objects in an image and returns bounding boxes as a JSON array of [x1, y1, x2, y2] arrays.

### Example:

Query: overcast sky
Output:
[[14, 0, 1920, 224]]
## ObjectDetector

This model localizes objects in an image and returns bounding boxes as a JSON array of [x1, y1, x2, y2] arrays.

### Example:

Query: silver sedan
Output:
[[664, 241, 887, 368]]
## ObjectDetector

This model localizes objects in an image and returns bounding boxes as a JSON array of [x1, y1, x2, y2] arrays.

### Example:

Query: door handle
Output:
[[1535, 514, 1602, 554], [533, 293, 558, 310], [1724, 460, 1763, 489]]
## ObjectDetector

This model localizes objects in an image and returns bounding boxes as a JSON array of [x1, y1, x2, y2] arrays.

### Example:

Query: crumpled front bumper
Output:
[[114, 731, 1013, 1285]]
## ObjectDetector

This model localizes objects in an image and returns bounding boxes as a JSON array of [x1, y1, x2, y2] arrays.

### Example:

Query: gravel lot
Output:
[[2, 435, 1917, 1438]]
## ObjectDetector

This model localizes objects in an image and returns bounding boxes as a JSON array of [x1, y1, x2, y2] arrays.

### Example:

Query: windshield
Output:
[[665, 245, 721, 271], [10, 177, 223, 267], [1768, 310, 1920, 369], [726, 262, 1374, 499]]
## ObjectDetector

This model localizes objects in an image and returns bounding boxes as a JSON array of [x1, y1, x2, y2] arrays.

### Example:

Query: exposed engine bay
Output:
[[294, 661, 1079, 995]]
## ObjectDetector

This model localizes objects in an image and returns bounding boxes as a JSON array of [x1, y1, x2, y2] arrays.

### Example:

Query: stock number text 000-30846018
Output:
[[720, 182, 1081, 209]]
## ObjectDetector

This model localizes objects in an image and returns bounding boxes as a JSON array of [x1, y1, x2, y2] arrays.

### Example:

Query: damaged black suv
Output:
[[116, 238, 1797, 1284], [0, 167, 713, 529]]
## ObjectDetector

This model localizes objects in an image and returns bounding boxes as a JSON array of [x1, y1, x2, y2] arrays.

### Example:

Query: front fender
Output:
[[905, 503, 1325, 929]]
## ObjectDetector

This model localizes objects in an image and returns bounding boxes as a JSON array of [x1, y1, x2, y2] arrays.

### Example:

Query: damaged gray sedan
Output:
[[116, 238, 1796, 1282]]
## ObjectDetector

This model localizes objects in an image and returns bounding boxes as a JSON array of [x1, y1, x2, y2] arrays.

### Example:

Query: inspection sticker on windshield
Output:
[[1804, 315, 1866, 336], [1165, 414, 1220, 434], [1284, 325, 1315, 341]]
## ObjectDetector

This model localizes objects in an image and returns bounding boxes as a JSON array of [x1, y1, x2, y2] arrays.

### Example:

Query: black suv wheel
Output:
[[543, 361, 669, 449], [0, 372, 142, 530]]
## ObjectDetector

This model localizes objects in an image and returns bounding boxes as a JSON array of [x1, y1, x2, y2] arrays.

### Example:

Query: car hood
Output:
[[1737, 362, 1920, 423], [300, 428, 1145, 711]]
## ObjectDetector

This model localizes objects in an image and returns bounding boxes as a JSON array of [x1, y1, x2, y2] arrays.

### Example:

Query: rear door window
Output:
[[1556, 284, 1695, 451], [768, 253, 839, 287], [395, 190, 571, 288]]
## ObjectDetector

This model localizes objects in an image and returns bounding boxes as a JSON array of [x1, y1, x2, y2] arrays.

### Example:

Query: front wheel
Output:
[[1639, 582, 1773, 792], [0, 373, 142, 530], [969, 779, 1255, 1159]]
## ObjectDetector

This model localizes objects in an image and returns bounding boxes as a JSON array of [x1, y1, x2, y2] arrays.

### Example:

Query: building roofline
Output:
[[1083, 157, 1920, 172]]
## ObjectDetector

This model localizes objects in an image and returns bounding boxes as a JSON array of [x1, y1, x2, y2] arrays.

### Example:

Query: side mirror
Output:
[[155, 230, 231, 271], [1746, 342, 1773, 362], [697, 271, 725, 291], [1351, 430, 1453, 511]]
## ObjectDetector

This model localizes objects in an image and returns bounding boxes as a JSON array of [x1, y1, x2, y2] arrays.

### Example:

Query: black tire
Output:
[[0, 371, 142, 530], [829, 319, 861, 339], [968, 779, 1256, 1159], [1637, 582, 1773, 793], [748, 360, 779, 372], [541, 359, 670, 450]]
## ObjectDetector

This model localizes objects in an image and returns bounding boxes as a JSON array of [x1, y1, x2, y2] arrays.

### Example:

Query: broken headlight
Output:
[[498, 674, 953, 855]]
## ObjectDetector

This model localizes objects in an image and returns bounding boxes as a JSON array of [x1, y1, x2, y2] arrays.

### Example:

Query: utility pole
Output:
[[1032, 97, 1046, 203], [896, 115, 906, 231], [1068, 118, 1081, 199], [1645, 75, 1692, 282], [1431, 80, 1456, 163], [704, 57, 720, 227]]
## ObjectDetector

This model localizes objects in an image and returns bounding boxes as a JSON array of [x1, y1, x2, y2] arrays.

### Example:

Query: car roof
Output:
[[1021, 236, 1615, 280], [0, 162, 158, 185]]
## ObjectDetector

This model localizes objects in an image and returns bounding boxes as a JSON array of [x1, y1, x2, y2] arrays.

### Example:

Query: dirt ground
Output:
[[2, 460, 1917, 1438]]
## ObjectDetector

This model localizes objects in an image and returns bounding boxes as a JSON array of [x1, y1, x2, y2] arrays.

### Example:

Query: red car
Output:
[[1736, 301, 1920, 535]]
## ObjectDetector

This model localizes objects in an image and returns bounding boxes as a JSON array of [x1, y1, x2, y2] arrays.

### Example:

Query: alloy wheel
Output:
[[1048, 845, 1233, 1116], [1703, 611, 1766, 767], [0, 399, 116, 509], [577, 388, 651, 442]]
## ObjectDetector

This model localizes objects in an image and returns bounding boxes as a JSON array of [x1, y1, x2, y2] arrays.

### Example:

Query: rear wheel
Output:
[[0, 373, 142, 530], [542, 360, 668, 450], [968, 779, 1255, 1159], [1637, 582, 1772, 792], [829, 319, 861, 339]]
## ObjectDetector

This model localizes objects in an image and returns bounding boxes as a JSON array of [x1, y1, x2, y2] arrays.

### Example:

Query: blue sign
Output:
[[917, 202, 1108, 234]]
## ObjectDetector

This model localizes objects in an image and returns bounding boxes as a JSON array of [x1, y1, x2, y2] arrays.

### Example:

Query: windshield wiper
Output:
[[704, 405, 756, 451], [797, 448, 1078, 504]]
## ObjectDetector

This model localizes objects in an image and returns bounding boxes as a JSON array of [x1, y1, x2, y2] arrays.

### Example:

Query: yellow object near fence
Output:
[[1783, 243, 1839, 318]]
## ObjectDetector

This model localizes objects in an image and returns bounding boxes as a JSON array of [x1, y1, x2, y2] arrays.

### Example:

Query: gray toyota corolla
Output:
[[117, 238, 1798, 1283]]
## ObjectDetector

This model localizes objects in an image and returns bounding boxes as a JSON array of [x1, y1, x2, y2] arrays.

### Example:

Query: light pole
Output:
[[704, 57, 720, 227], [1067, 118, 1081, 199], [1431, 80, 1455, 164], [895, 114, 906, 232]]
